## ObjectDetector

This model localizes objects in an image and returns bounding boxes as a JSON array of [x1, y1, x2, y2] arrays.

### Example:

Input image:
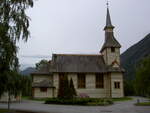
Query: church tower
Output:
[[100, 6, 121, 66]]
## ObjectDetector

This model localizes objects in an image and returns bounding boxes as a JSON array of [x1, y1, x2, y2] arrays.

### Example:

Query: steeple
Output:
[[100, 5, 121, 53], [104, 7, 114, 30]]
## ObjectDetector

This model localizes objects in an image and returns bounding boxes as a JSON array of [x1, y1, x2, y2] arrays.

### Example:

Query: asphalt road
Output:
[[0, 97, 150, 113]]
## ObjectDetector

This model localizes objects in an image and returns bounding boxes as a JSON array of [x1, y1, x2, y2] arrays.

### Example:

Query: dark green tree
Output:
[[58, 76, 77, 99], [35, 59, 50, 70], [21, 75, 32, 97], [57, 76, 65, 98], [69, 78, 77, 98], [135, 56, 150, 97], [63, 75, 70, 99], [124, 80, 135, 96], [58, 75, 71, 99]]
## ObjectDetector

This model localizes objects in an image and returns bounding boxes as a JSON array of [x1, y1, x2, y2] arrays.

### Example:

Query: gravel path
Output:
[[0, 97, 150, 113]]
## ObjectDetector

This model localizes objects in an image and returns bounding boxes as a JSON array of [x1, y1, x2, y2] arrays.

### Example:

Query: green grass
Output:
[[0, 109, 9, 113], [22, 96, 48, 101], [112, 97, 133, 102], [31, 98, 49, 101], [22, 96, 31, 100], [135, 102, 150, 106]]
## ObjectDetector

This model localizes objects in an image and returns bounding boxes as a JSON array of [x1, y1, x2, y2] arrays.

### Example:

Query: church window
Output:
[[114, 82, 120, 89], [78, 73, 86, 88], [95, 74, 104, 88], [111, 47, 115, 52], [40, 88, 47, 92]]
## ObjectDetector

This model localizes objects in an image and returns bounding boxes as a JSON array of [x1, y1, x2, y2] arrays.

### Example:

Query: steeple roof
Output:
[[100, 7, 121, 52], [104, 8, 114, 30]]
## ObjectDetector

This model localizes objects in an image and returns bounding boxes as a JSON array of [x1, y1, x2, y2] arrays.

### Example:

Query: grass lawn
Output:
[[135, 102, 150, 106], [22, 96, 48, 101], [112, 97, 133, 102], [0, 109, 9, 113]]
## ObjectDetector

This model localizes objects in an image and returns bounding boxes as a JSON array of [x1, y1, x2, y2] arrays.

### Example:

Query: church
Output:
[[31, 7, 125, 98]]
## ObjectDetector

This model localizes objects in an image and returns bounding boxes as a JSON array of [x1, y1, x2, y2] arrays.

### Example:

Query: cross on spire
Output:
[[106, 0, 109, 8], [104, 0, 114, 30]]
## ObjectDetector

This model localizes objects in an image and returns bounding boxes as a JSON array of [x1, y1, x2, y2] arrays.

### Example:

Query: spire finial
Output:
[[106, 0, 109, 8], [104, 0, 114, 30]]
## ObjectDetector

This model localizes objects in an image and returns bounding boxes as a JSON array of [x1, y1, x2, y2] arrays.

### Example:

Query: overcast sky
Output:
[[17, 0, 150, 70]]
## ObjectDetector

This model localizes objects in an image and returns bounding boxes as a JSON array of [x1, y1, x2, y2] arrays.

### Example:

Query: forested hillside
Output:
[[121, 33, 150, 80]]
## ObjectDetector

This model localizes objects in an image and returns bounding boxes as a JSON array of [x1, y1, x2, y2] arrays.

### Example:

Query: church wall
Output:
[[102, 48, 120, 65], [53, 73, 59, 97], [53, 73, 111, 98], [76, 73, 111, 98], [111, 72, 124, 98], [33, 88, 53, 98]]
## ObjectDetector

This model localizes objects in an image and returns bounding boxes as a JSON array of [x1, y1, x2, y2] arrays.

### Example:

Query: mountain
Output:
[[20, 67, 36, 75], [121, 33, 150, 80]]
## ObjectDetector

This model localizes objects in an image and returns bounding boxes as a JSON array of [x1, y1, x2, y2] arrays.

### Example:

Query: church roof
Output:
[[52, 54, 123, 73], [100, 32, 121, 52], [31, 54, 124, 74], [52, 54, 107, 73]]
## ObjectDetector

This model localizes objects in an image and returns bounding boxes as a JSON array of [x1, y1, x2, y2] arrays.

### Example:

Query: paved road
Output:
[[0, 97, 150, 113]]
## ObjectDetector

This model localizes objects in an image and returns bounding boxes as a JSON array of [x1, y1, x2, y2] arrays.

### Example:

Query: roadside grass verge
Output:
[[112, 97, 133, 102], [22, 96, 48, 101], [135, 102, 150, 106], [0, 109, 9, 113]]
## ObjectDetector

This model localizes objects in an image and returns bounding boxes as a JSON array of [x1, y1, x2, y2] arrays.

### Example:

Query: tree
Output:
[[21, 75, 32, 97], [7, 71, 22, 109], [135, 56, 150, 97], [69, 78, 77, 98], [0, 0, 33, 97], [58, 75, 70, 99], [58, 76, 77, 99], [124, 80, 135, 96], [0, 0, 34, 110], [35, 59, 50, 70]]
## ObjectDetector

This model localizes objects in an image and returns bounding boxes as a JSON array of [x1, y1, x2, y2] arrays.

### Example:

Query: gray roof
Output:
[[100, 32, 121, 52], [31, 54, 124, 74], [52, 54, 108, 73], [107, 66, 125, 73], [32, 80, 54, 88], [104, 8, 114, 30]]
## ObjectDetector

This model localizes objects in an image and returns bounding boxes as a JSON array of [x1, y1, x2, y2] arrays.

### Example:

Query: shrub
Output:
[[69, 78, 77, 98], [58, 76, 77, 99], [45, 98, 113, 106]]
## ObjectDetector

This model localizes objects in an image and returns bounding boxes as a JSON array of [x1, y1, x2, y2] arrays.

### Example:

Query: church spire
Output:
[[100, 4, 121, 53], [104, 2, 114, 30]]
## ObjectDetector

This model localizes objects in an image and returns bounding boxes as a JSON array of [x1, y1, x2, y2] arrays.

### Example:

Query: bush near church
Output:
[[46, 76, 113, 105], [45, 98, 113, 106]]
